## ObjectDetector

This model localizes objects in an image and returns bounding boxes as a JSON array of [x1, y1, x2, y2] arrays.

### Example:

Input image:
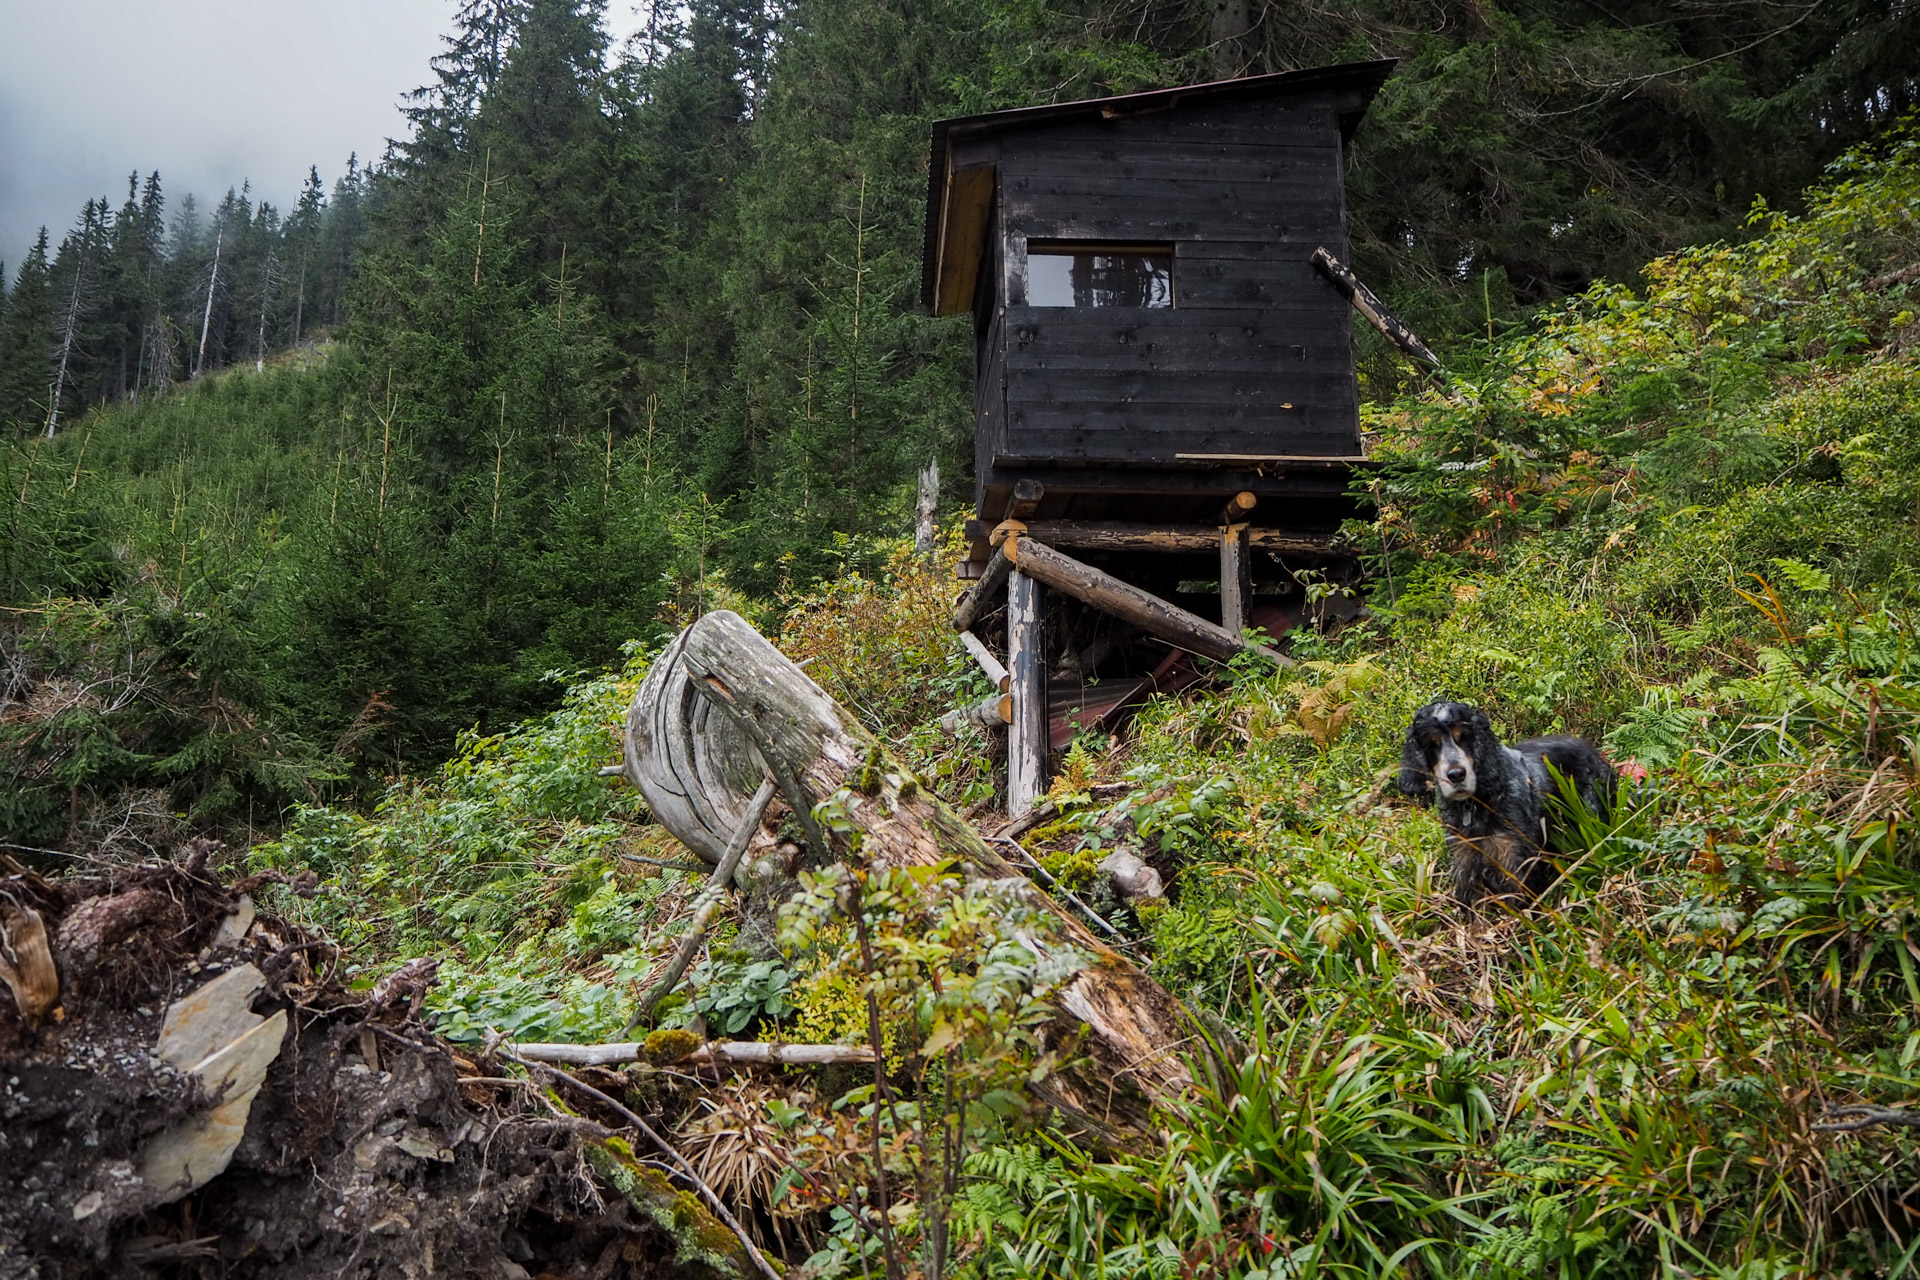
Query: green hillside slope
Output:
[[228, 120, 1920, 1276]]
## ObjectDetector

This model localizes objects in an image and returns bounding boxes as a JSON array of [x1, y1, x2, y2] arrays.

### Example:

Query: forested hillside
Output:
[[0, 163, 370, 431], [256, 119, 1920, 1275], [2, 0, 1914, 842], [5, 0, 1916, 857], [4, 0, 1920, 1274]]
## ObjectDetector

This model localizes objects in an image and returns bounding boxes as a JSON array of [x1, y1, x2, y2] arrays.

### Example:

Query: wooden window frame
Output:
[[1022, 239, 1176, 309]]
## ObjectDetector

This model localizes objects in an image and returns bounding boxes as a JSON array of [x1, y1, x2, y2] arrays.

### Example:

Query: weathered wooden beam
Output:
[[952, 545, 1011, 632], [1220, 523, 1251, 636], [959, 629, 1009, 689], [629, 778, 778, 1030], [1003, 478, 1044, 520], [1006, 535, 1292, 667], [933, 165, 995, 316], [978, 519, 1341, 558], [1006, 571, 1048, 816], [1220, 490, 1258, 524], [1311, 245, 1445, 372], [938, 692, 1012, 735]]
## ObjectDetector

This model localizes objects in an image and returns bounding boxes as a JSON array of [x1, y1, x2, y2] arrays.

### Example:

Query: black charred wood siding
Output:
[[986, 97, 1360, 473]]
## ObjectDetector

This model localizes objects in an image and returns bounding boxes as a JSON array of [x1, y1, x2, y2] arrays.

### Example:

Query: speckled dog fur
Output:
[[1398, 701, 1616, 910]]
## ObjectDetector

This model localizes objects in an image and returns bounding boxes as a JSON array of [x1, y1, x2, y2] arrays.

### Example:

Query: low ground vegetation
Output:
[[217, 124, 1920, 1275]]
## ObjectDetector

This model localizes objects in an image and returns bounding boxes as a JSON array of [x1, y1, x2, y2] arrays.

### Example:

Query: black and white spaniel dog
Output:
[[1399, 701, 1616, 911]]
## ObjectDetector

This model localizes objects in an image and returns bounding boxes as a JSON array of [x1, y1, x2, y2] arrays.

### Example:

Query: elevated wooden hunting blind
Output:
[[924, 59, 1395, 535], [927, 61, 1399, 814]]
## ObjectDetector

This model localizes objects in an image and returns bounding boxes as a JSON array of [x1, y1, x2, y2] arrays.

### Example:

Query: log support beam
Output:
[[1003, 478, 1044, 521], [959, 629, 1009, 690], [1006, 570, 1047, 816], [952, 545, 1011, 632], [1311, 245, 1445, 373], [969, 519, 1341, 558], [1006, 534, 1291, 668], [938, 692, 1012, 736]]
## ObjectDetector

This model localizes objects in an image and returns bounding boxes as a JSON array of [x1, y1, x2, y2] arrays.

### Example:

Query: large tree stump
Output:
[[613, 610, 1203, 1140]]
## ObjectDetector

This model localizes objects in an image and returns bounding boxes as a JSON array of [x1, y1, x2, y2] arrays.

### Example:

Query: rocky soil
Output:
[[0, 843, 753, 1280]]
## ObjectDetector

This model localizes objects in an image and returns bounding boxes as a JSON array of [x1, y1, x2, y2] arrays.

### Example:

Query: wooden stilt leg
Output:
[[1220, 522, 1251, 637], [1006, 569, 1047, 816]]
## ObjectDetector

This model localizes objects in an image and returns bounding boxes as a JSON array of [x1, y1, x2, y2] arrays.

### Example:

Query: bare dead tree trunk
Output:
[[613, 610, 1204, 1141], [193, 227, 222, 382], [46, 215, 95, 438], [254, 249, 276, 373], [293, 244, 310, 346], [914, 459, 939, 554]]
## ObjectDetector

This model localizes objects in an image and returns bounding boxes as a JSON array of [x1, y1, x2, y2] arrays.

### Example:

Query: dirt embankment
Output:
[[0, 844, 750, 1280]]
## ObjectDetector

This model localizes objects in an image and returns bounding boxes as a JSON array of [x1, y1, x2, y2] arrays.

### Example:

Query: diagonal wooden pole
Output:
[[625, 777, 777, 1033]]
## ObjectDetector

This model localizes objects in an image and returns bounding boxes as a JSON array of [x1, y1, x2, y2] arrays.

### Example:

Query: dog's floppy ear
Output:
[[1398, 722, 1435, 804]]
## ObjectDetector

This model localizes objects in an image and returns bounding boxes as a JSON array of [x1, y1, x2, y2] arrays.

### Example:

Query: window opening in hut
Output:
[[1027, 243, 1173, 308]]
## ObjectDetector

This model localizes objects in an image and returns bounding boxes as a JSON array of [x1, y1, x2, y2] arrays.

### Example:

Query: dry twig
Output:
[[1813, 1104, 1920, 1132], [503, 1050, 784, 1280]]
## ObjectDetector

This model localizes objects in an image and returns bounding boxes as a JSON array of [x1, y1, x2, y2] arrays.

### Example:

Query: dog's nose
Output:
[[1446, 767, 1467, 784]]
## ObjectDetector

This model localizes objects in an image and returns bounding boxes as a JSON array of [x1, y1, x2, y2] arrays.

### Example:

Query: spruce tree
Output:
[[287, 167, 326, 346]]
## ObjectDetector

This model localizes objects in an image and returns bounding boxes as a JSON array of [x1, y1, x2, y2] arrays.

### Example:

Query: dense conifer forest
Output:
[[4, 0, 1920, 1272], [5, 0, 1916, 848]]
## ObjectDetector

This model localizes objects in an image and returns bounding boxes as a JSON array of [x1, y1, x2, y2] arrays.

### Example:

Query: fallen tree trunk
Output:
[[612, 610, 1204, 1140]]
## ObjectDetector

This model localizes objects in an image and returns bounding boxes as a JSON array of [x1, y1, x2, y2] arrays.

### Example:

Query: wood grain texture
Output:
[[934, 164, 996, 316], [1007, 535, 1290, 666], [1221, 524, 1252, 634], [972, 519, 1337, 556], [952, 545, 1012, 632], [1006, 571, 1047, 816], [621, 610, 1202, 1137]]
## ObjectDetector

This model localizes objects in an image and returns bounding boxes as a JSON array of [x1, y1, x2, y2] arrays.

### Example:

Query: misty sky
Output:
[[0, 0, 643, 278]]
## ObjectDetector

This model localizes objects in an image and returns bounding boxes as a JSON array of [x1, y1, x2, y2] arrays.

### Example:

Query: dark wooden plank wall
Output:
[[989, 97, 1360, 470], [975, 305, 1008, 488]]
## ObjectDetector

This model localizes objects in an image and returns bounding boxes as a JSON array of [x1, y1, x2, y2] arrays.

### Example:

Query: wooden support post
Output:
[[952, 545, 1011, 632], [1220, 523, 1251, 637], [1220, 490, 1258, 524], [1006, 569, 1047, 816], [1007, 534, 1292, 667]]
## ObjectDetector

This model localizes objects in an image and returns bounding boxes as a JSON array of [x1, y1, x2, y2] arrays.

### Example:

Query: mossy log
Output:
[[613, 609, 1203, 1141]]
